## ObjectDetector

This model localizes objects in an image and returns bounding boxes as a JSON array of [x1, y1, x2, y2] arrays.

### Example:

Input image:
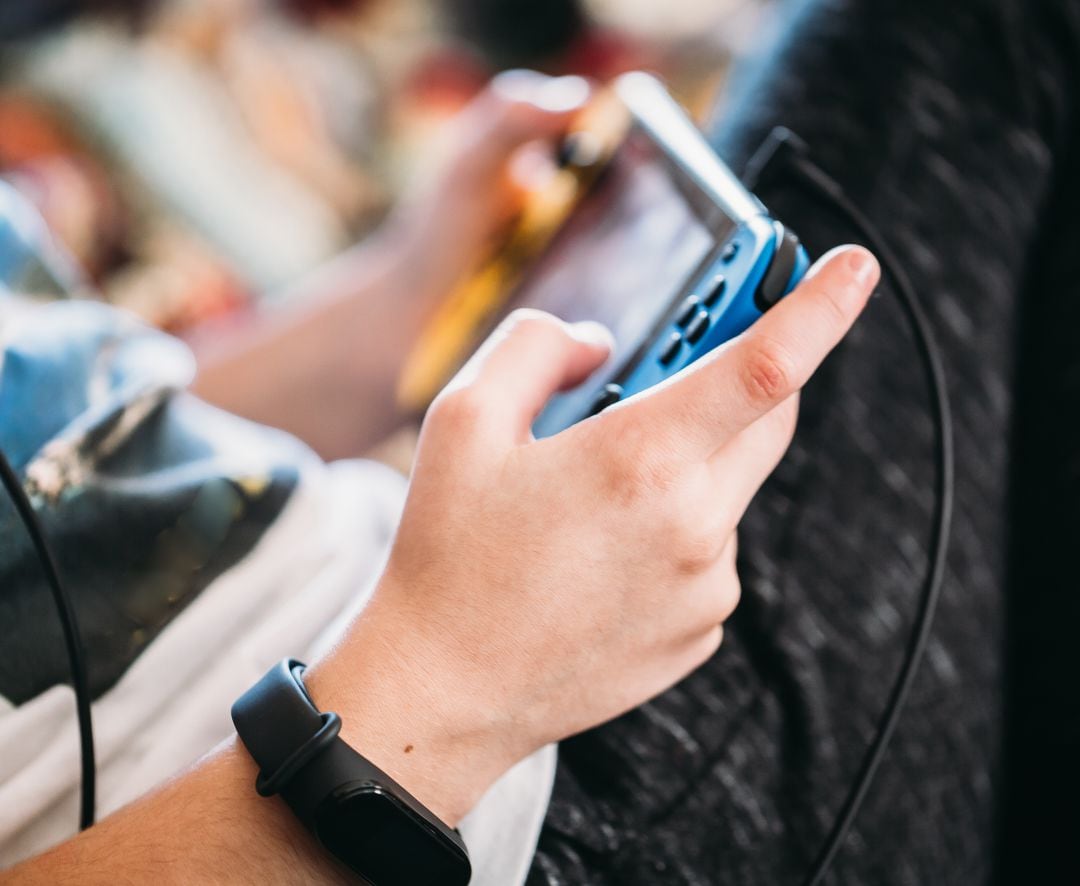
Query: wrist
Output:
[[327, 234, 420, 381], [367, 211, 441, 328], [303, 593, 523, 827]]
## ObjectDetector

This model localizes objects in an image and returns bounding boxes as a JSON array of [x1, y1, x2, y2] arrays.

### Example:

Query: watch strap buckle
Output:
[[255, 710, 342, 797]]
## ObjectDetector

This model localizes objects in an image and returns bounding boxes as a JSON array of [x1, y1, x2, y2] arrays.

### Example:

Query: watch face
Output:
[[314, 785, 471, 886]]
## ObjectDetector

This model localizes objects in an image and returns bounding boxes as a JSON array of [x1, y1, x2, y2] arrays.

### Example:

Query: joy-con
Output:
[[534, 218, 809, 436], [532, 72, 811, 436]]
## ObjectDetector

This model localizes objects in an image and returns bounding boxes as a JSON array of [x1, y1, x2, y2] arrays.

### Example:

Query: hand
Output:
[[189, 71, 587, 459], [306, 246, 881, 825], [382, 70, 591, 323]]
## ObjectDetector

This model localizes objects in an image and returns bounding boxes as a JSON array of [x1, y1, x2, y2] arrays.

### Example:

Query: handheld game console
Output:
[[396, 72, 810, 435]]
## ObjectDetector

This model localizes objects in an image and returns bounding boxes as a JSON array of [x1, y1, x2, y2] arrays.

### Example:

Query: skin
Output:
[[6, 245, 878, 884], [190, 71, 593, 459], [2, 72, 881, 882]]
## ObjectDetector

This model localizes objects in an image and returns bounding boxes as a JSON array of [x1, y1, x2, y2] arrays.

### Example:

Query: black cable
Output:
[[762, 151, 955, 885], [0, 448, 96, 831], [0, 129, 951, 871]]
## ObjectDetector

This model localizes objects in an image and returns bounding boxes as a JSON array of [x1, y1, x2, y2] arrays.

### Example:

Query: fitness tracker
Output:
[[232, 659, 471, 885]]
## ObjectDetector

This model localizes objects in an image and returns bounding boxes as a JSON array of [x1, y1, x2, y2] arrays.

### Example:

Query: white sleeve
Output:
[[0, 456, 557, 885]]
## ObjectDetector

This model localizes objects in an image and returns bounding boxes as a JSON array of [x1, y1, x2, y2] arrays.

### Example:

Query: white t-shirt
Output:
[[0, 298, 553, 882]]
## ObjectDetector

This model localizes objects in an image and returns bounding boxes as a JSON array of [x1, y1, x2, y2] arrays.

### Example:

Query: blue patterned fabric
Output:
[[0, 189, 304, 705]]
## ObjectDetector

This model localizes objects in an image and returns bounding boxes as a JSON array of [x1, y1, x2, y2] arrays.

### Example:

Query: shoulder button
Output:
[[754, 222, 802, 312]]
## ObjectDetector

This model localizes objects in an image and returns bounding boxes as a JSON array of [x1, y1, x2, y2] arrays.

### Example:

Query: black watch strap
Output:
[[231, 659, 471, 885], [231, 659, 342, 802]]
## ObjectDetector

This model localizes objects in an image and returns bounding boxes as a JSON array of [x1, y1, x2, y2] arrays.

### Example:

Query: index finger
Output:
[[462, 72, 592, 175], [619, 245, 879, 462]]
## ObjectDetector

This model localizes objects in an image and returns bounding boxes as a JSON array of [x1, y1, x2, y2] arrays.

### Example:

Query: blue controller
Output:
[[527, 73, 810, 437], [595, 219, 809, 414]]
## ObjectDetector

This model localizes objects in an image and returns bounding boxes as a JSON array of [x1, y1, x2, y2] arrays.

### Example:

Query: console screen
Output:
[[510, 129, 716, 371]]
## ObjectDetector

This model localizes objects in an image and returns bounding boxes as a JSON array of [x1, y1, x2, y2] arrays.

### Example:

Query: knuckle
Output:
[[716, 570, 742, 621], [504, 308, 562, 339], [489, 69, 538, 102], [695, 625, 725, 665], [427, 385, 486, 434], [478, 72, 532, 126], [599, 424, 679, 504], [635, 451, 682, 498], [674, 535, 724, 576], [741, 337, 798, 408], [668, 510, 727, 576]]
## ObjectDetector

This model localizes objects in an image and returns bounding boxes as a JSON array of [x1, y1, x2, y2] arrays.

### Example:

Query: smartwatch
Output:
[[232, 659, 471, 885]]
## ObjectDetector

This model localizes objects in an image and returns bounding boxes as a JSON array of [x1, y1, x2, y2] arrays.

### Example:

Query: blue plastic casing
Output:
[[612, 220, 809, 404], [532, 73, 810, 438]]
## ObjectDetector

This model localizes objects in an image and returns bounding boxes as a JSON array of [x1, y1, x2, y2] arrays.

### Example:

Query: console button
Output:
[[755, 223, 802, 312], [675, 296, 702, 327], [721, 242, 739, 263], [703, 275, 727, 307], [588, 383, 623, 417], [658, 332, 683, 366], [684, 310, 710, 345]]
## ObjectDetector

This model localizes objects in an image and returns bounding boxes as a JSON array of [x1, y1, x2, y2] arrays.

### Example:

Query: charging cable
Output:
[[0, 448, 95, 830], [0, 127, 954, 874], [744, 127, 955, 886]]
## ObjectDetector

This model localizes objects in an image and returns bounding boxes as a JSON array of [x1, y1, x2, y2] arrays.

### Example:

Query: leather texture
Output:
[[0, 285, 303, 704]]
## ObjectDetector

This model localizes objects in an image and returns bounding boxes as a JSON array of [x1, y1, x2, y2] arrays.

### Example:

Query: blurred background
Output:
[[0, 0, 779, 333]]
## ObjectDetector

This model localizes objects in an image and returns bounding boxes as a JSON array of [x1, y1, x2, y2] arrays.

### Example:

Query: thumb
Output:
[[461, 71, 591, 175], [444, 310, 612, 445]]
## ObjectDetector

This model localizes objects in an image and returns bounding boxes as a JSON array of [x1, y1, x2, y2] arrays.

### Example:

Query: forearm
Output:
[[187, 72, 590, 461], [8, 741, 348, 886], [189, 226, 426, 461], [3, 592, 515, 884]]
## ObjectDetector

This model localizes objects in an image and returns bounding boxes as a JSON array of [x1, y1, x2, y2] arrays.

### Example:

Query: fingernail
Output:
[[491, 69, 544, 101], [846, 247, 879, 287], [495, 71, 589, 113], [536, 76, 590, 113], [572, 320, 615, 351]]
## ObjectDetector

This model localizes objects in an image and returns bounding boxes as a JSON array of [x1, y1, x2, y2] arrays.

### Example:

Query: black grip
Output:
[[755, 222, 802, 312]]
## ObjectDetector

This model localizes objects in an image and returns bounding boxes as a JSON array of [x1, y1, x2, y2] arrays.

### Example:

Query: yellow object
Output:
[[396, 89, 631, 411]]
